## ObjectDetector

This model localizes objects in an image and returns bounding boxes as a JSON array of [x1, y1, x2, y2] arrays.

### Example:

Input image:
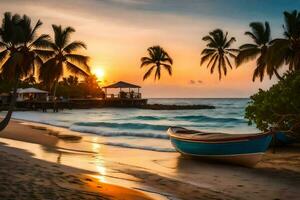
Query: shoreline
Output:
[[1, 120, 300, 199], [1, 103, 216, 111], [0, 141, 154, 200]]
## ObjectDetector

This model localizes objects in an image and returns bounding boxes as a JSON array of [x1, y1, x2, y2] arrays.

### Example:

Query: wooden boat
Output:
[[274, 132, 295, 145], [167, 127, 273, 167]]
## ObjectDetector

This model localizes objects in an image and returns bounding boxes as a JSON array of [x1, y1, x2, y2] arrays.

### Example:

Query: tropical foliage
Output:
[[140, 46, 173, 80], [245, 10, 300, 137], [0, 12, 92, 131], [200, 29, 237, 80], [236, 22, 282, 81], [267, 10, 300, 73], [0, 75, 103, 100], [56, 75, 104, 98], [39, 25, 90, 96], [0, 12, 51, 130], [245, 71, 300, 138]]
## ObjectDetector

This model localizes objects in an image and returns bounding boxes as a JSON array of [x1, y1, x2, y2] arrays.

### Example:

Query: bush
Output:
[[245, 71, 300, 137]]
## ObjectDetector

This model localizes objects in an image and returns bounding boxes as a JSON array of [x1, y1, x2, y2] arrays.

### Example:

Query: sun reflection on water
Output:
[[91, 137, 107, 183]]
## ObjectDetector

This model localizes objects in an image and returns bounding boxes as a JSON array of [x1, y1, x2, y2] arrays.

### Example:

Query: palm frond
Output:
[[29, 34, 51, 48], [154, 66, 161, 80], [267, 38, 289, 70], [143, 65, 155, 80], [253, 55, 267, 81], [225, 56, 233, 69], [224, 37, 236, 48], [63, 41, 86, 53], [65, 53, 90, 72], [210, 55, 218, 74], [264, 22, 271, 43], [39, 58, 59, 83], [201, 48, 216, 55], [221, 56, 227, 76], [236, 47, 260, 66], [65, 61, 89, 77], [140, 58, 154, 68], [249, 22, 265, 44], [218, 56, 222, 80], [226, 48, 239, 53], [200, 51, 214, 65], [62, 26, 75, 48], [0, 49, 9, 64], [29, 19, 43, 42], [161, 53, 173, 64], [162, 63, 172, 75], [245, 31, 258, 43], [206, 53, 217, 68], [239, 43, 258, 50], [33, 49, 55, 60], [52, 25, 63, 49]]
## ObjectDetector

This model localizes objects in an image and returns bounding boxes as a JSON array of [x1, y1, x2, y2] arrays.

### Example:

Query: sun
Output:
[[93, 67, 105, 81]]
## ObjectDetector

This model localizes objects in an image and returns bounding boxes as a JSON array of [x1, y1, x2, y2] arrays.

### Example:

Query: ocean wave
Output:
[[174, 115, 247, 123], [89, 141, 175, 152], [134, 116, 164, 120], [11, 116, 71, 128], [73, 121, 169, 131], [70, 125, 169, 139]]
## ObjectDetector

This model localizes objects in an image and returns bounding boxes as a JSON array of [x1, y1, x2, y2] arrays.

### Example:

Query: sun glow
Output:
[[93, 67, 105, 81]]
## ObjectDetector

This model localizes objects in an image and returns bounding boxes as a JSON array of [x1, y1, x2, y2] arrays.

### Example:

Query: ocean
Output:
[[9, 98, 258, 152]]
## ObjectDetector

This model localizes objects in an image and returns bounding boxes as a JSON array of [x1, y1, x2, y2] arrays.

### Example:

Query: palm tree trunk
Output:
[[0, 78, 19, 132], [274, 70, 284, 81], [53, 80, 58, 112]]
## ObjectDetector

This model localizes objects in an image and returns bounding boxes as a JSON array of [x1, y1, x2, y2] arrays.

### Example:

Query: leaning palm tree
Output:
[[267, 10, 300, 72], [39, 25, 90, 98], [0, 12, 51, 131], [200, 29, 237, 80], [140, 45, 173, 80], [236, 22, 282, 81]]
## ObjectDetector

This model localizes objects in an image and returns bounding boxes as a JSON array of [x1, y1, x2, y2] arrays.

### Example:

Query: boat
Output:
[[167, 127, 273, 167], [274, 132, 295, 145]]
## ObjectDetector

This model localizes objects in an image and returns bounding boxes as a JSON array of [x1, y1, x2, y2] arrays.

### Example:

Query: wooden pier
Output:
[[14, 99, 215, 111], [15, 98, 148, 111]]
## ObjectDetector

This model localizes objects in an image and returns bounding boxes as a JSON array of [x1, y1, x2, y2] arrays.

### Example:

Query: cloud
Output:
[[189, 80, 203, 84]]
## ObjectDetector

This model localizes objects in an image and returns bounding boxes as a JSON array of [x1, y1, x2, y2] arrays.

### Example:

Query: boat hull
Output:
[[275, 132, 294, 145], [168, 127, 273, 167]]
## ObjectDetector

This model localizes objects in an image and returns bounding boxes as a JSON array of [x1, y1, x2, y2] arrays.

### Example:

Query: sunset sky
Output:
[[1, 0, 299, 97]]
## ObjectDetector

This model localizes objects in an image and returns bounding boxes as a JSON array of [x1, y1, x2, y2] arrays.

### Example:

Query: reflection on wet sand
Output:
[[1, 120, 300, 200]]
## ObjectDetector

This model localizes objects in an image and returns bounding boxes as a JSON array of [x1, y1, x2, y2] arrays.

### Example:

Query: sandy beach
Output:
[[1, 120, 300, 200]]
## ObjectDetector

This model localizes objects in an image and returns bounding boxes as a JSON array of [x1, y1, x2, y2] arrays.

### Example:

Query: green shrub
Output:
[[245, 71, 300, 137]]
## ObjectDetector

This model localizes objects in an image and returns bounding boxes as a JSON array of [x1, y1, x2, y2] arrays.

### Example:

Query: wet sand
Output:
[[1, 120, 300, 199]]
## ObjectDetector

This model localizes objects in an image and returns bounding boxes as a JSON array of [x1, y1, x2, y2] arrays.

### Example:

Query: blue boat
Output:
[[274, 132, 295, 145], [168, 127, 273, 167]]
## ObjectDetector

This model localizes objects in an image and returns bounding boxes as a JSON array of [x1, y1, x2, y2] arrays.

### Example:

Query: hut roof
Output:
[[103, 81, 141, 89], [16, 88, 48, 94]]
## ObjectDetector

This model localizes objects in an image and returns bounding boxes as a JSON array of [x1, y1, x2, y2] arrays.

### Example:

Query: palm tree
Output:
[[267, 10, 300, 73], [0, 12, 50, 131], [236, 22, 281, 81], [200, 29, 237, 80], [39, 25, 90, 98], [62, 75, 78, 87], [140, 46, 173, 80], [83, 74, 102, 97]]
